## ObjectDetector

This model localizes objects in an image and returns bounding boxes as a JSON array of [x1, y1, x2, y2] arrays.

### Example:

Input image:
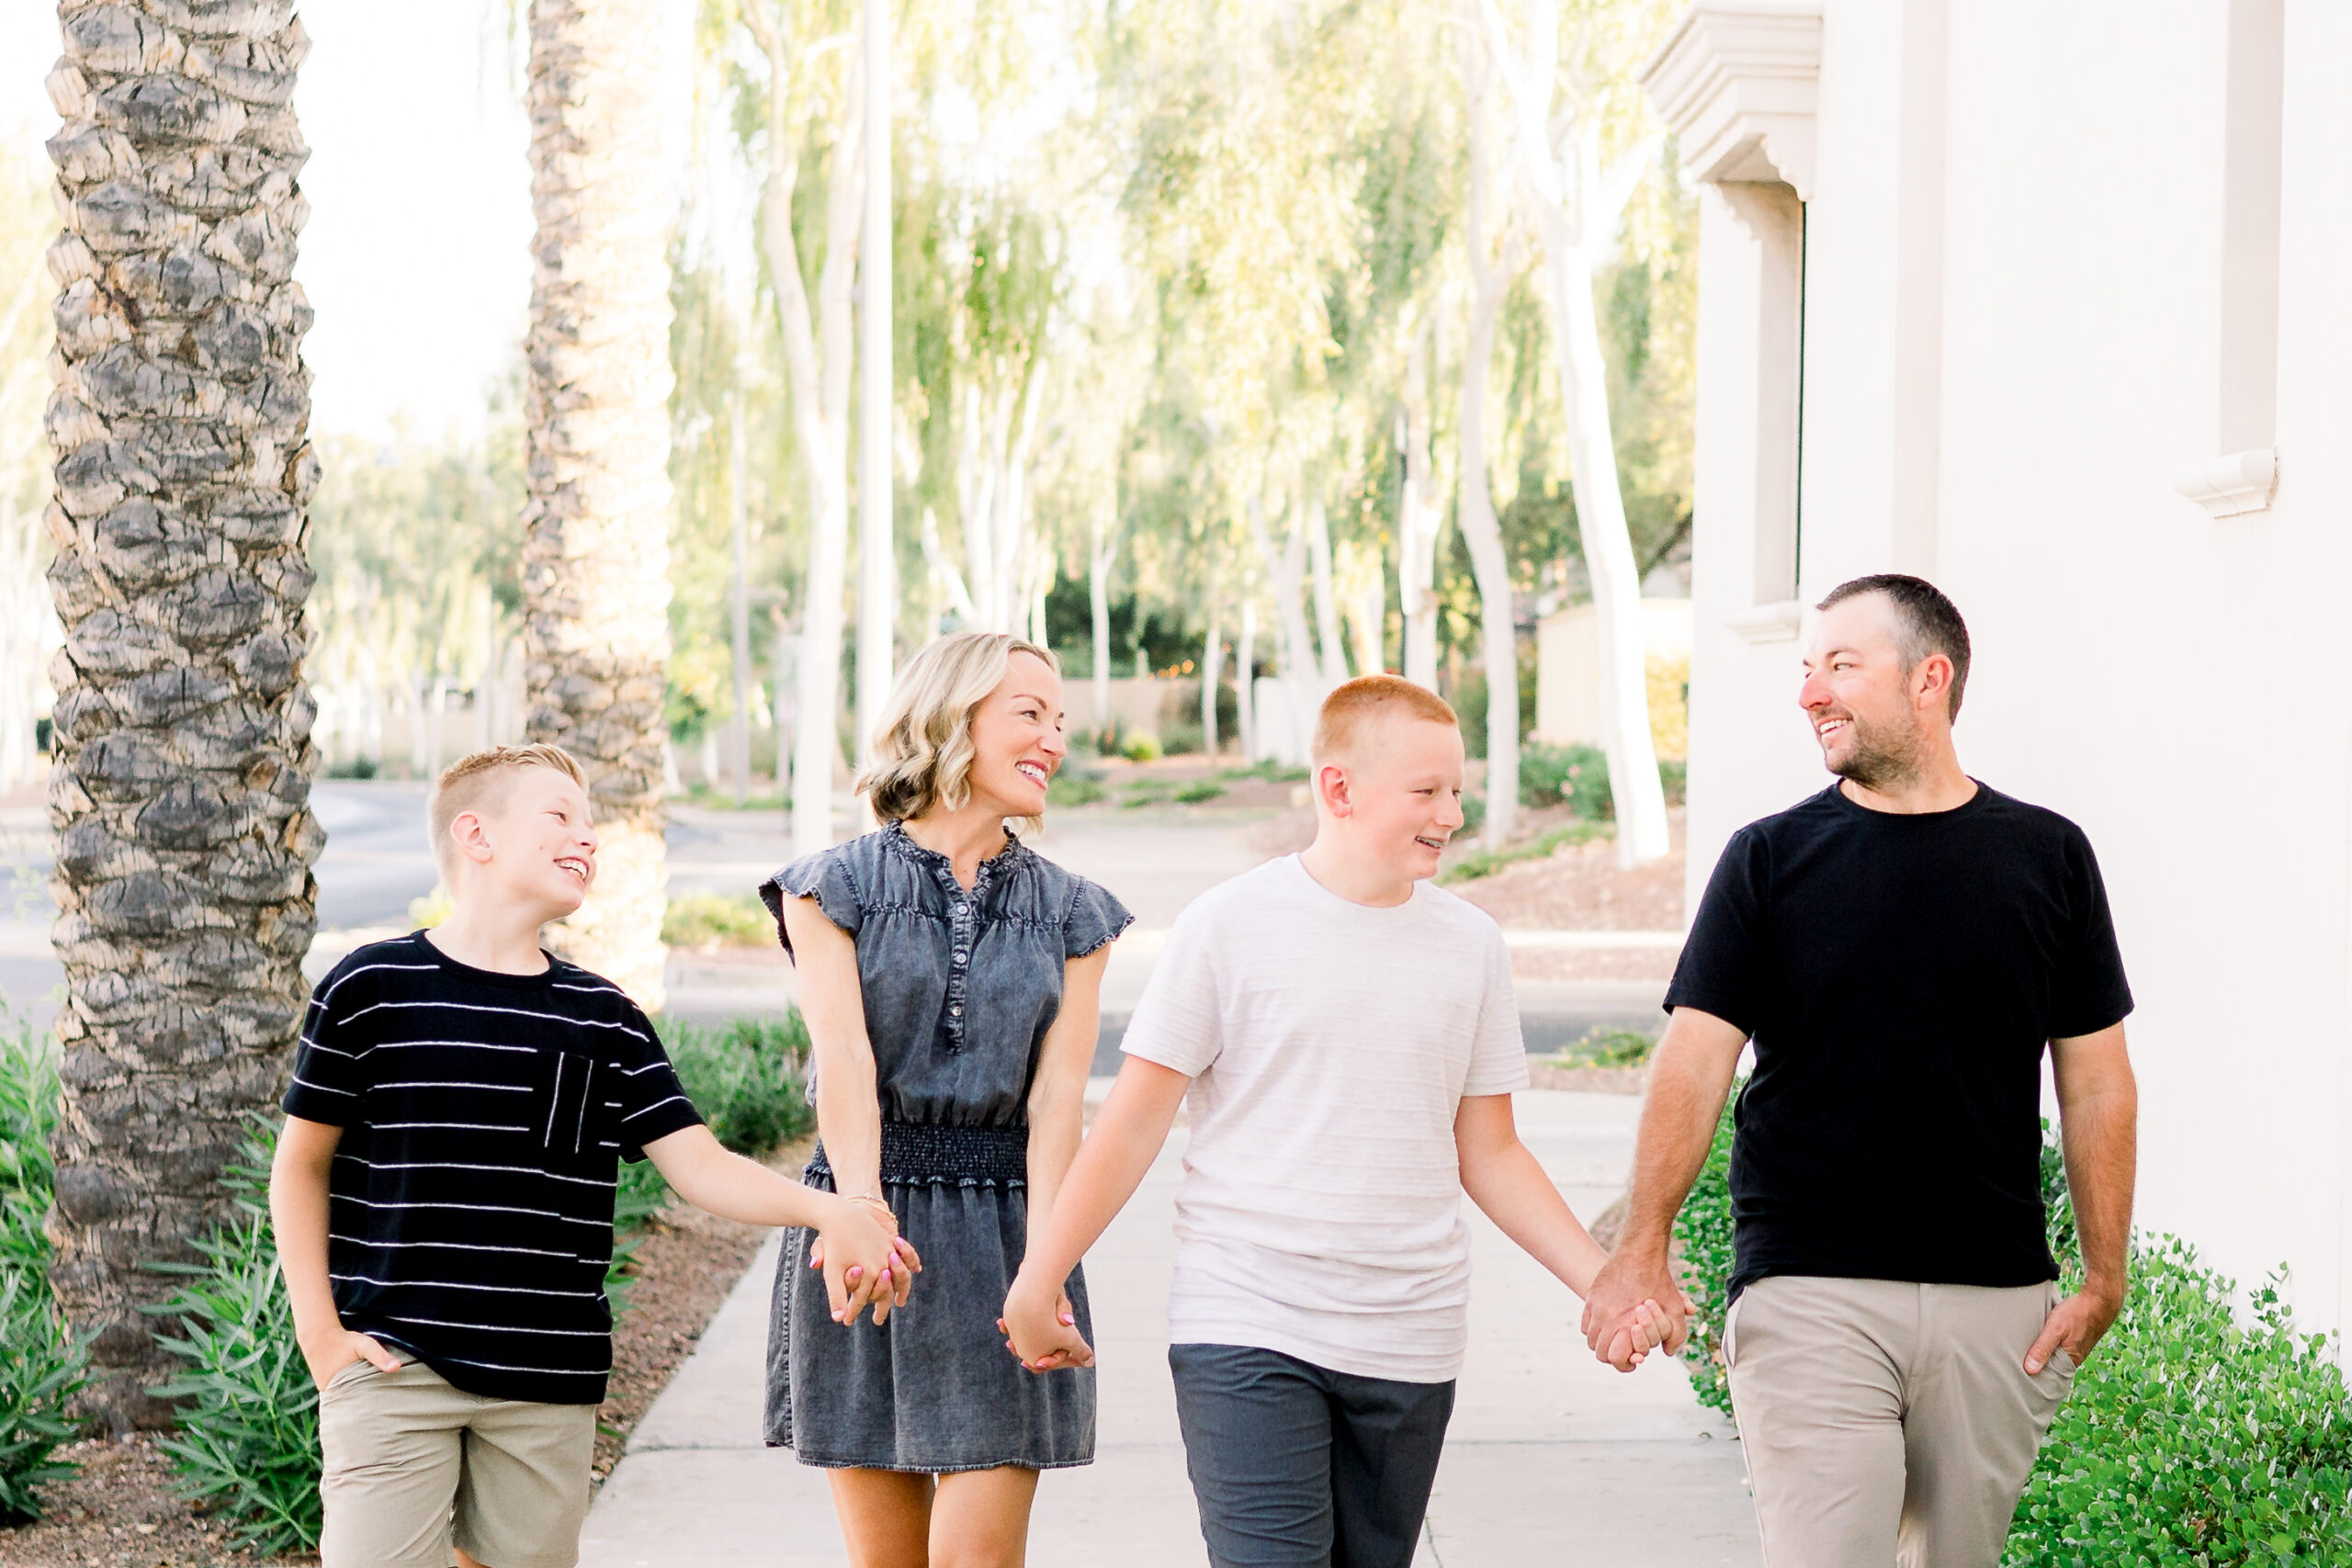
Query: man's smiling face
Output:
[[1798, 592, 1928, 790]]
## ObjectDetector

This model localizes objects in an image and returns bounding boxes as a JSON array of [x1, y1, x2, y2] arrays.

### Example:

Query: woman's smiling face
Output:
[[962, 650, 1068, 819]]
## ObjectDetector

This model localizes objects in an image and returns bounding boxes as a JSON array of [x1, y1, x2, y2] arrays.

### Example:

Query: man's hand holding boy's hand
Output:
[[808, 1198, 921, 1325], [1583, 1246, 1690, 1371], [1000, 1273, 1093, 1372], [299, 1325, 401, 1392]]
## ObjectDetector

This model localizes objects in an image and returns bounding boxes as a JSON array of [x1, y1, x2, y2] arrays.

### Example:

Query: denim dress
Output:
[[760, 819, 1132, 1471]]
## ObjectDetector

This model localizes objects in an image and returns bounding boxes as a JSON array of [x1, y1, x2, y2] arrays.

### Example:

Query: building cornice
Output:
[[1638, 3, 1824, 199], [2172, 448, 2278, 518]]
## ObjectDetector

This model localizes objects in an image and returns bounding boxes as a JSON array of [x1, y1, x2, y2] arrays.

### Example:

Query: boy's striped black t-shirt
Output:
[[281, 932, 704, 1404]]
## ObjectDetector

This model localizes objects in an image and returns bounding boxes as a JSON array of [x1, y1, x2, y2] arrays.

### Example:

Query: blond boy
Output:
[[1001, 679, 1666, 1568], [272, 745, 910, 1568]]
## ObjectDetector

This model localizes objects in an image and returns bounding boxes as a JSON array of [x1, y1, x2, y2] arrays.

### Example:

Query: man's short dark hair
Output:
[[1816, 574, 1973, 720]]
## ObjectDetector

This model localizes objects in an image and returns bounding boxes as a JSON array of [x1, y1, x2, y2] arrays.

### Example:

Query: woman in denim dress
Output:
[[763, 631, 1131, 1562]]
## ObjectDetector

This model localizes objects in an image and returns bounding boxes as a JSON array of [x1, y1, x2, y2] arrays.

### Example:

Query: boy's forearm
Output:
[[651, 1132, 841, 1229], [269, 1137, 341, 1338], [1462, 1139, 1609, 1297]]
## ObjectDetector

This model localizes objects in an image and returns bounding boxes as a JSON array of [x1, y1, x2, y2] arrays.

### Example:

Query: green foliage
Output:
[[1438, 820, 1611, 884], [145, 1122, 323, 1556], [1219, 760, 1309, 784], [1121, 778, 1173, 808], [1673, 1113, 2352, 1561], [1521, 741, 1614, 818], [0, 1018, 89, 1528], [1173, 781, 1226, 804], [1670, 1085, 1740, 1419], [1123, 733, 1164, 763], [1161, 721, 1206, 756], [1560, 1027, 1656, 1069], [0, 1269, 90, 1527], [1457, 790, 1487, 836], [0, 1019, 58, 1274], [659, 1015, 816, 1161], [1048, 766, 1108, 807], [662, 892, 777, 951]]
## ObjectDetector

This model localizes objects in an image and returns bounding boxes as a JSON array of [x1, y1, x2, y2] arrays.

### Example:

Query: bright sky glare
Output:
[[5, 0, 697, 444]]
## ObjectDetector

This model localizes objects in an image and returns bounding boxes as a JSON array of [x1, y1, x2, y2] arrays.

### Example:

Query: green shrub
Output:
[[1521, 742, 1613, 817], [1438, 820, 1611, 884], [659, 1014, 815, 1159], [1458, 791, 1487, 836], [145, 1122, 323, 1556], [1120, 778, 1172, 809], [0, 1016, 88, 1528], [1173, 781, 1226, 804], [1048, 767, 1107, 807], [1122, 733, 1163, 762], [0, 1019, 59, 1273], [662, 891, 776, 950], [1672, 1109, 2352, 1562], [1161, 721, 1205, 756], [1561, 1027, 1656, 1068], [1670, 1084, 1740, 1418], [0, 1268, 91, 1527]]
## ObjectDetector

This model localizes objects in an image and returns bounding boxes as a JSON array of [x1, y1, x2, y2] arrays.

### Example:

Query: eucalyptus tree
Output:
[[1456, 3, 1527, 845], [1481, 0, 1678, 865], [740, 0, 865, 858], [43, 0, 322, 1427]]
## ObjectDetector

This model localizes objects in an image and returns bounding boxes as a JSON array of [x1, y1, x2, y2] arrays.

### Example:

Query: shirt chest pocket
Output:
[[537, 1049, 602, 1162]]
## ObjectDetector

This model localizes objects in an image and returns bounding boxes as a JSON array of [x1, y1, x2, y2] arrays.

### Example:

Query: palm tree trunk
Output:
[[521, 0, 675, 1005], [43, 0, 324, 1428]]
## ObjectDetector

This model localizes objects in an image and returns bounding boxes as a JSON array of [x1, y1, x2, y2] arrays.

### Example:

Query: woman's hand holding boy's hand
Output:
[[999, 1274, 1093, 1372], [809, 1198, 922, 1325], [299, 1325, 401, 1392]]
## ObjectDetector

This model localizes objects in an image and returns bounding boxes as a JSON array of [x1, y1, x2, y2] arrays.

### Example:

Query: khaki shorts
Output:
[[318, 1353, 596, 1568]]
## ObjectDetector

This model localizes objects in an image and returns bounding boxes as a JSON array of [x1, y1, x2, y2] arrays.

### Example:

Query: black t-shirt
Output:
[[1667, 783, 2132, 1303], [282, 933, 704, 1404]]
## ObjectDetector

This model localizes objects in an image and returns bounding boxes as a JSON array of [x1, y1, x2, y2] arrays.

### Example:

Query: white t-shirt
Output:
[[1119, 854, 1530, 1383]]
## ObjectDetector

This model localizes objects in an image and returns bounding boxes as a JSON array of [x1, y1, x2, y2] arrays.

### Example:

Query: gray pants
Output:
[[1724, 1276, 2076, 1568], [1168, 1343, 1455, 1568]]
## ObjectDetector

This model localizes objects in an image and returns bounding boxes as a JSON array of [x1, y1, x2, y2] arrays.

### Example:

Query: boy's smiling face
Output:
[[452, 767, 599, 923], [1317, 715, 1466, 883]]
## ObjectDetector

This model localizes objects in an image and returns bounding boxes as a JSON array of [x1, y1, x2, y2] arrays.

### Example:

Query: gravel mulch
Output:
[[0, 1151, 804, 1568]]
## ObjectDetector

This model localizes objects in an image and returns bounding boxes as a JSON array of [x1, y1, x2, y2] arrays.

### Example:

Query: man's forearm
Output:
[[2062, 1082, 2137, 1297], [1617, 1034, 1740, 1258]]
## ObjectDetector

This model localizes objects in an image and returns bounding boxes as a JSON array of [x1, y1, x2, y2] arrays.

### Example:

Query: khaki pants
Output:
[[1724, 1276, 2075, 1568], [318, 1354, 596, 1568]]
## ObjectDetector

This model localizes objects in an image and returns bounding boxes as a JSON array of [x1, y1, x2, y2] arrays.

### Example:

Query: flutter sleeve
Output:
[[761, 847, 866, 958], [1063, 876, 1135, 960]]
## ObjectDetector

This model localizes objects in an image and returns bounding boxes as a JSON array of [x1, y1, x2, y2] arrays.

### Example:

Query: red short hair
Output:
[[1311, 676, 1458, 764]]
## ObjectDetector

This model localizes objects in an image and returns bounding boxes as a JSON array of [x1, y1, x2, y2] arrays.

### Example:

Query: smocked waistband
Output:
[[808, 1121, 1029, 1188]]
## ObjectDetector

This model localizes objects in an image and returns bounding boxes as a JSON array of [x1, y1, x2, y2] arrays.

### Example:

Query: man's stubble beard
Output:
[[1826, 708, 1928, 793]]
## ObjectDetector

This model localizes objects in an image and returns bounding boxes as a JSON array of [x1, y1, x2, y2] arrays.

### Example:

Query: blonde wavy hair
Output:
[[857, 632, 1060, 832]]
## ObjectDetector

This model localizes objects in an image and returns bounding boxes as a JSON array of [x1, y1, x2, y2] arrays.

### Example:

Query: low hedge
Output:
[[1670, 1097, 2352, 1562]]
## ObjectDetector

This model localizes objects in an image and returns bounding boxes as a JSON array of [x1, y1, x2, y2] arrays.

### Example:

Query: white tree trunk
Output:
[[729, 392, 754, 804], [1090, 511, 1117, 736], [1397, 320, 1443, 690], [1306, 494, 1347, 683], [854, 0, 894, 774], [1460, 15, 1520, 848], [1236, 599, 1257, 761], [1200, 600, 1222, 756], [1494, 0, 1670, 867], [744, 3, 865, 855]]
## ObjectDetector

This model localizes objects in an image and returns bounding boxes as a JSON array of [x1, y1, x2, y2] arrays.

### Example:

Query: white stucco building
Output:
[[1642, 0, 2351, 1340]]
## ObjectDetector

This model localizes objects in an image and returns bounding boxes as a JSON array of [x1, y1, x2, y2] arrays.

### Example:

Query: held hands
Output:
[[299, 1325, 401, 1392], [808, 1195, 923, 1326], [1581, 1246, 1693, 1372], [999, 1273, 1093, 1372]]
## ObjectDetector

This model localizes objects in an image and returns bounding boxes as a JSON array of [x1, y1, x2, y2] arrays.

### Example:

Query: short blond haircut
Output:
[[1311, 675, 1459, 764], [427, 744, 589, 879], [858, 632, 1059, 832]]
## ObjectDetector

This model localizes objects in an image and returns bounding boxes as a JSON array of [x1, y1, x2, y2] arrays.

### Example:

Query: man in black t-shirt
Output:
[[1583, 576, 2137, 1568]]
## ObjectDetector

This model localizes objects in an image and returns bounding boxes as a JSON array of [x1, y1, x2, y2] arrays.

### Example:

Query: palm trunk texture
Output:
[[522, 0, 675, 1007], [43, 0, 325, 1428]]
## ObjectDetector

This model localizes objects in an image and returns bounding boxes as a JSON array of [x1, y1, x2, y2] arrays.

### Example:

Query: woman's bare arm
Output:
[[1024, 946, 1111, 1259], [781, 897, 887, 1217]]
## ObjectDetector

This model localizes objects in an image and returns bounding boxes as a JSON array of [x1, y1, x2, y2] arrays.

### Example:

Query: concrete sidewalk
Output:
[[579, 1090, 1761, 1567]]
